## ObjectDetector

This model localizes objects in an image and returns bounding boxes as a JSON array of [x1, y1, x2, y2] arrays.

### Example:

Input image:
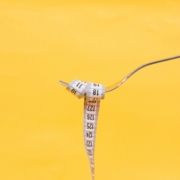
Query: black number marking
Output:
[[93, 89, 96, 95], [86, 132, 93, 138], [76, 83, 83, 88], [71, 89, 77, 94], [87, 123, 94, 129], [87, 105, 95, 111], [86, 141, 93, 147], [87, 114, 95, 120], [93, 89, 99, 96]]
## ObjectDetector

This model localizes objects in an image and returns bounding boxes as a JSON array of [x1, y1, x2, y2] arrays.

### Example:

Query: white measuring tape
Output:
[[66, 80, 105, 180], [60, 55, 180, 180]]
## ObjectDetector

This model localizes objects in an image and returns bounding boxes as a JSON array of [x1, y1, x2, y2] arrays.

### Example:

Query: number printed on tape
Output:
[[66, 80, 105, 180]]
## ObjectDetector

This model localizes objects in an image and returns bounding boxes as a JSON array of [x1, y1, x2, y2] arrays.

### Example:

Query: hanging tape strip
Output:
[[60, 55, 180, 180], [66, 80, 105, 180]]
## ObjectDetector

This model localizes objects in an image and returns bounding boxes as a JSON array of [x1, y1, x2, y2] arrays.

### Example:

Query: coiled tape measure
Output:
[[59, 55, 180, 180]]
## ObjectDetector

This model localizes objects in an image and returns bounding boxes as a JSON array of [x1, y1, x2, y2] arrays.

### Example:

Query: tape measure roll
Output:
[[66, 80, 87, 98], [59, 54, 180, 180], [66, 80, 105, 180]]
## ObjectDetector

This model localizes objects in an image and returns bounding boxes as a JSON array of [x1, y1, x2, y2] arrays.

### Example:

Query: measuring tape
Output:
[[66, 80, 105, 180], [60, 55, 180, 179]]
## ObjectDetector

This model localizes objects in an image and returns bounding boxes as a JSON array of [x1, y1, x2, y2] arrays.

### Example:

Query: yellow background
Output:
[[0, 1, 180, 180]]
